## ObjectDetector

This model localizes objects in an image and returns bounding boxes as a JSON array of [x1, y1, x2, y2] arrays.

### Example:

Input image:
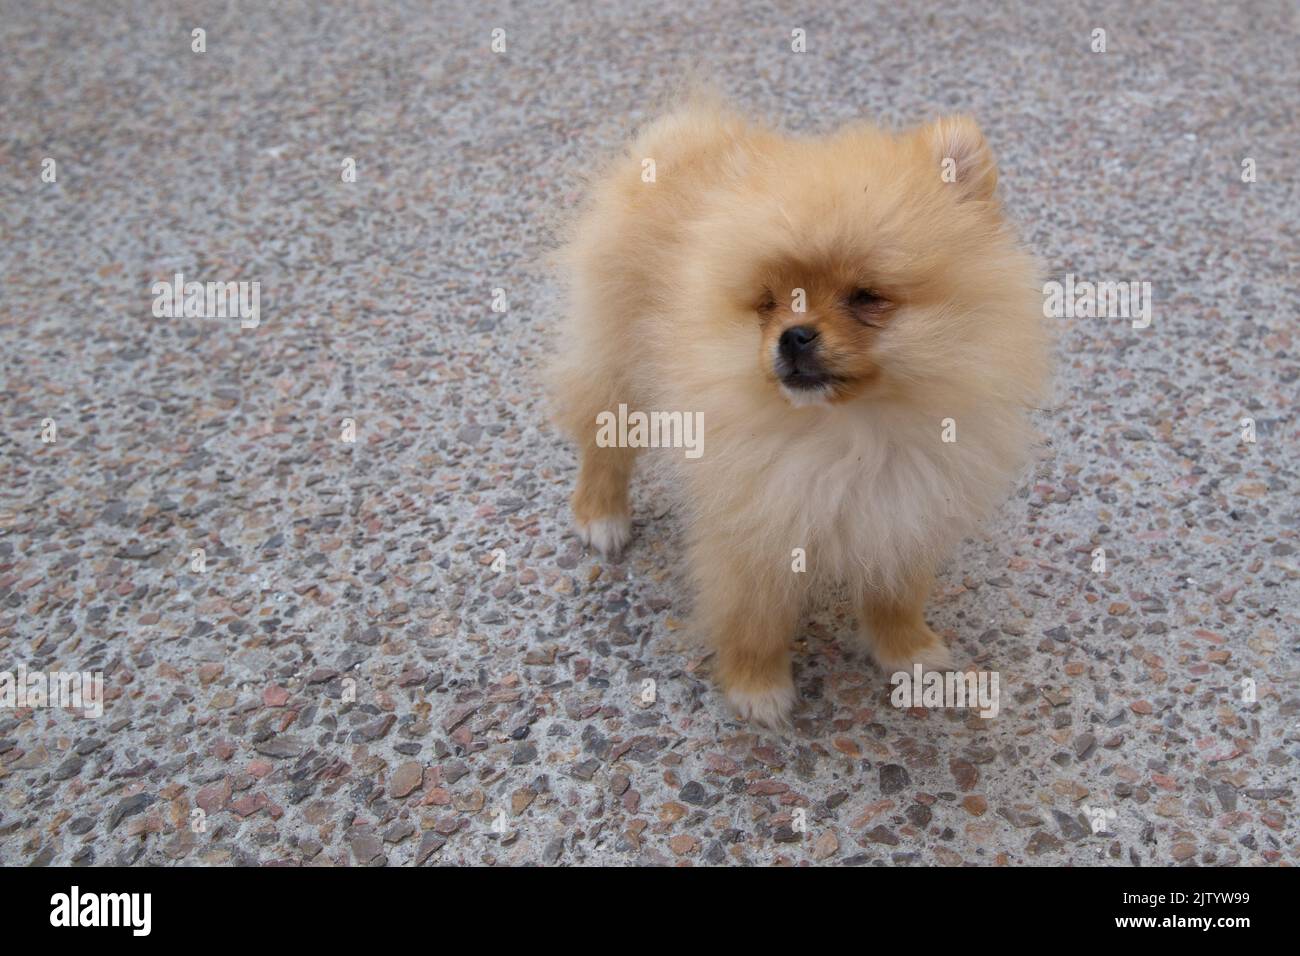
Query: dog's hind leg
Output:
[[551, 343, 640, 556], [572, 433, 637, 556]]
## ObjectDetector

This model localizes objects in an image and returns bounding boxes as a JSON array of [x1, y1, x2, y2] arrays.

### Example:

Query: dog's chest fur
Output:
[[670, 402, 1019, 593]]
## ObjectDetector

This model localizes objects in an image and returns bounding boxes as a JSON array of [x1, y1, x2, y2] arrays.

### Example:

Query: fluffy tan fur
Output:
[[550, 94, 1049, 728]]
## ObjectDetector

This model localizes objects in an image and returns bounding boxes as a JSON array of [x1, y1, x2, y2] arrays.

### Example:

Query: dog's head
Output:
[[696, 116, 1044, 412]]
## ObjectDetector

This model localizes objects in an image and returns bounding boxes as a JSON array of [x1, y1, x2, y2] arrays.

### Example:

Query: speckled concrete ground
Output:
[[1, 0, 1297, 867]]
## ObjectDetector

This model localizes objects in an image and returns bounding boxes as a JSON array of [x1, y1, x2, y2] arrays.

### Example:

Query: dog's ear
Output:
[[920, 116, 998, 203]]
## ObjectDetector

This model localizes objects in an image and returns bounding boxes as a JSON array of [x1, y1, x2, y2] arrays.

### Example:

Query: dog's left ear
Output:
[[920, 116, 998, 203]]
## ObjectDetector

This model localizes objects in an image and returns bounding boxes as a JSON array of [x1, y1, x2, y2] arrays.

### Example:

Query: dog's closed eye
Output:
[[845, 287, 891, 327]]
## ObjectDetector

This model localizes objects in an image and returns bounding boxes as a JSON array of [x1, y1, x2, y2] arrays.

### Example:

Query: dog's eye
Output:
[[756, 292, 777, 315], [846, 288, 890, 326]]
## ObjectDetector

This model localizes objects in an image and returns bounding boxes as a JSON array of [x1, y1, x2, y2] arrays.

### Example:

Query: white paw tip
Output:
[[576, 514, 631, 556], [874, 641, 956, 675], [726, 682, 796, 731]]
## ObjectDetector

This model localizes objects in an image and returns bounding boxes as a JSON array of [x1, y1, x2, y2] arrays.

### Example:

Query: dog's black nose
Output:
[[779, 325, 819, 359]]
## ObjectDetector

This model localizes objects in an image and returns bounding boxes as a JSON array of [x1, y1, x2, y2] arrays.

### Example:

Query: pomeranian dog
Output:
[[550, 94, 1048, 728]]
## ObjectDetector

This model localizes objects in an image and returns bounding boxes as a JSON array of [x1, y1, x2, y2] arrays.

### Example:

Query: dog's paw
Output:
[[575, 513, 631, 556], [870, 634, 956, 676], [725, 681, 796, 731]]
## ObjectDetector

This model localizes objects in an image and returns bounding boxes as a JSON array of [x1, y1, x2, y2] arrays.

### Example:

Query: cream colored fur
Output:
[[549, 94, 1050, 728]]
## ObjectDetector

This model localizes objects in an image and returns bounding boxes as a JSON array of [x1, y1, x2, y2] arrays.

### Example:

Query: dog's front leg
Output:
[[859, 567, 955, 675], [693, 538, 802, 729]]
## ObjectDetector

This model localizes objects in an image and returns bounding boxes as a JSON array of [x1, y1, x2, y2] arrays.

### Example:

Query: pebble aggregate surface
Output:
[[0, 0, 1297, 866]]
